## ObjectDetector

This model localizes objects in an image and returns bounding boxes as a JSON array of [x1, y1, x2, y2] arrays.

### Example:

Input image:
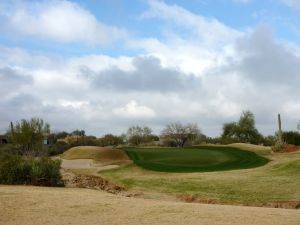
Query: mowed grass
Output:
[[61, 146, 129, 164], [98, 145, 300, 205], [123, 146, 269, 172]]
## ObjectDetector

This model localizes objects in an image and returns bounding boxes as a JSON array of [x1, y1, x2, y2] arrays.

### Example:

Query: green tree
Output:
[[222, 122, 238, 140], [71, 130, 85, 136], [282, 131, 300, 146], [126, 126, 154, 145], [98, 134, 124, 146], [236, 111, 262, 143], [54, 131, 69, 140], [9, 118, 50, 156], [221, 111, 262, 144]]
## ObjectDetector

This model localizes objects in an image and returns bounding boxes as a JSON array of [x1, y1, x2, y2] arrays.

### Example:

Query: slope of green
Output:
[[123, 146, 269, 172], [99, 148, 300, 205]]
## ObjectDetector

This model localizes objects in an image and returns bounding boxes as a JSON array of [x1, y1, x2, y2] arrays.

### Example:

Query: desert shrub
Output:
[[8, 118, 50, 156], [47, 141, 70, 156], [282, 131, 300, 146], [219, 137, 240, 145], [272, 140, 287, 152], [30, 157, 62, 186], [68, 137, 98, 147], [0, 144, 25, 157], [0, 155, 62, 186], [261, 135, 276, 146], [97, 134, 124, 147], [0, 155, 31, 184]]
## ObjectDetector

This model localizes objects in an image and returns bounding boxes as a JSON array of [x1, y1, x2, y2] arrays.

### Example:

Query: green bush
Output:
[[0, 155, 63, 186], [282, 131, 300, 146], [47, 141, 70, 156], [30, 157, 62, 186], [261, 135, 276, 146], [0, 155, 31, 184], [0, 144, 22, 158]]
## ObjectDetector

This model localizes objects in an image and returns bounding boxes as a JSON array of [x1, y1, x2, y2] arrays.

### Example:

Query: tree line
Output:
[[2, 111, 300, 156], [1, 112, 299, 187]]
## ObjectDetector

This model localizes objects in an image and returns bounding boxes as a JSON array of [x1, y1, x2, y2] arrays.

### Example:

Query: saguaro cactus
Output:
[[278, 114, 283, 143], [272, 113, 285, 152]]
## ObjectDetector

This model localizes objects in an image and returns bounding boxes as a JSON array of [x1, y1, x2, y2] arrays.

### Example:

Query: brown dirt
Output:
[[1, 185, 300, 225], [282, 144, 300, 153], [62, 171, 127, 194], [177, 194, 300, 209]]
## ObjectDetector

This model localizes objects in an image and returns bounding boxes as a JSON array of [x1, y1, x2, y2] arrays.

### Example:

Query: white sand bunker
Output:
[[61, 159, 120, 171]]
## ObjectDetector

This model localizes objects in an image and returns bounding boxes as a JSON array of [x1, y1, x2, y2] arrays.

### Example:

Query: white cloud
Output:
[[0, 1, 127, 45], [130, 0, 243, 76], [0, 1, 300, 136], [282, 102, 300, 119], [142, 0, 242, 47], [113, 100, 156, 119], [281, 0, 300, 9], [58, 100, 89, 109]]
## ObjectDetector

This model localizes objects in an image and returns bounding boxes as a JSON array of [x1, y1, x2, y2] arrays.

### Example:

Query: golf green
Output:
[[123, 146, 269, 172]]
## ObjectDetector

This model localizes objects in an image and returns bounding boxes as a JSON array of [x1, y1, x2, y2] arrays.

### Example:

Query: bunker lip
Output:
[[122, 146, 270, 173]]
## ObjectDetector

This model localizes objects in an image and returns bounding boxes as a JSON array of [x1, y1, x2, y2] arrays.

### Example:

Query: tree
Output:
[[222, 122, 238, 140], [221, 111, 262, 144], [98, 134, 124, 146], [236, 111, 261, 143], [54, 131, 69, 140], [282, 131, 300, 146], [126, 126, 154, 145], [71, 130, 85, 136], [8, 118, 50, 156], [298, 121, 300, 132], [161, 122, 200, 147]]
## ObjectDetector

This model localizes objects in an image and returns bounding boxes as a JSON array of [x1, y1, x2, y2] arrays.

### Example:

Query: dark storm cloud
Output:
[[0, 67, 33, 95], [235, 26, 300, 85], [84, 56, 199, 92]]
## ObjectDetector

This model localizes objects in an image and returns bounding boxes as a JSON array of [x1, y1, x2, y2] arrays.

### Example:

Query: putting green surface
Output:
[[123, 146, 269, 172]]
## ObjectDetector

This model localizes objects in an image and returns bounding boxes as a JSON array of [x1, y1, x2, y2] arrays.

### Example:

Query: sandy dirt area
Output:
[[0, 185, 299, 225], [60, 158, 120, 171]]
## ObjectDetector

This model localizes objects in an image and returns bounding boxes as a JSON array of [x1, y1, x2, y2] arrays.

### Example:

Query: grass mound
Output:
[[123, 146, 269, 172], [61, 146, 129, 163]]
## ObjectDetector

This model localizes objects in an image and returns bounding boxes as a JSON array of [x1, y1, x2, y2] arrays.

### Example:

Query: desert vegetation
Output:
[[0, 118, 62, 186], [0, 155, 62, 186], [0, 113, 299, 207]]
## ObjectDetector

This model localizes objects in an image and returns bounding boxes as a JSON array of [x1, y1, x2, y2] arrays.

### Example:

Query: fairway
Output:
[[123, 146, 269, 172]]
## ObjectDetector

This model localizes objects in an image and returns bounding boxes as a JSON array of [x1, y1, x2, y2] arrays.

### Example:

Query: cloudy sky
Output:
[[0, 0, 299, 137]]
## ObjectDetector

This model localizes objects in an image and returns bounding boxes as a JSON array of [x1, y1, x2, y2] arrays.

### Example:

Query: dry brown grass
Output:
[[1, 185, 299, 225], [201, 143, 272, 155], [61, 146, 130, 164]]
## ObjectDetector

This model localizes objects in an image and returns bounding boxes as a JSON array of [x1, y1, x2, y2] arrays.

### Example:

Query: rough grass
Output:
[[61, 146, 129, 164], [2, 186, 300, 225], [201, 143, 271, 155], [123, 146, 269, 172], [98, 145, 300, 205]]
